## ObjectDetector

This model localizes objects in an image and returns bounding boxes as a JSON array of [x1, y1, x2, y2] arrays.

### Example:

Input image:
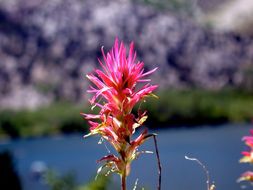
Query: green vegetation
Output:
[[44, 169, 111, 190], [0, 102, 89, 139], [141, 89, 253, 127], [45, 170, 77, 190], [138, 0, 199, 17], [0, 89, 253, 139], [78, 174, 111, 190]]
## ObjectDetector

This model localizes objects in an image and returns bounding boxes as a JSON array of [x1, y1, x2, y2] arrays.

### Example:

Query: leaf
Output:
[[132, 178, 139, 190], [138, 115, 148, 125], [148, 93, 159, 99], [95, 165, 106, 180]]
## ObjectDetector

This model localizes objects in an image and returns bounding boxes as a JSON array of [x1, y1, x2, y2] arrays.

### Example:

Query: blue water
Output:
[[0, 124, 252, 190]]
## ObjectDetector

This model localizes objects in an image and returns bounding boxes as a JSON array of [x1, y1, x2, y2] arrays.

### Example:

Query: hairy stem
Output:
[[121, 166, 127, 190], [185, 155, 214, 190], [153, 134, 162, 190]]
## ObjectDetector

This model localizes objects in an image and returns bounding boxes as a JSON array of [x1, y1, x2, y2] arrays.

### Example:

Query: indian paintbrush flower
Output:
[[238, 129, 253, 183], [240, 130, 253, 164], [238, 171, 253, 182], [81, 39, 158, 189]]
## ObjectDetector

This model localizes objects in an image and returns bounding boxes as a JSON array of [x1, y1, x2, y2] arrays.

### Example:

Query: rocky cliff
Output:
[[0, 0, 252, 109]]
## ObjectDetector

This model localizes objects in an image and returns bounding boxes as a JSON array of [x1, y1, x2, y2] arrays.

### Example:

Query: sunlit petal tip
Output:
[[141, 67, 158, 77], [83, 133, 93, 138], [86, 74, 91, 79]]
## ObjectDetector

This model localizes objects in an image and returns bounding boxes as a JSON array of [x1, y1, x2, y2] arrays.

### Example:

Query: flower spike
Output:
[[81, 38, 158, 189]]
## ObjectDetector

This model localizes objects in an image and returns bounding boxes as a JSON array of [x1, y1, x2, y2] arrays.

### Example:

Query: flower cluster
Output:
[[81, 39, 157, 187], [238, 129, 253, 182]]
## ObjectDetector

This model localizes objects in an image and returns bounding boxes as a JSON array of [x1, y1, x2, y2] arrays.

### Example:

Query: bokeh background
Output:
[[0, 0, 253, 189]]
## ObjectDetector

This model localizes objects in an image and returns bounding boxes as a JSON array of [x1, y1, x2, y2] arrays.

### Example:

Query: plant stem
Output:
[[153, 135, 162, 190], [121, 166, 127, 190]]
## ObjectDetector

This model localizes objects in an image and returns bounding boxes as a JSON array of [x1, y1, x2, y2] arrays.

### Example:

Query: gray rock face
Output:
[[0, 0, 252, 109]]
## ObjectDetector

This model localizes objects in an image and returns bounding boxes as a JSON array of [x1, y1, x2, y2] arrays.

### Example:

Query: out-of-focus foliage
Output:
[[1, 89, 252, 139], [45, 170, 76, 190], [0, 102, 89, 138], [139, 0, 199, 17], [44, 169, 110, 190], [78, 175, 110, 190], [240, 64, 253, 92], [140, 89, 253, 127]]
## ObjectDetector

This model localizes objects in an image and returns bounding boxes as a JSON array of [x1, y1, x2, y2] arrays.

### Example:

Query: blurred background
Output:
[[0, 0, 253, 189]]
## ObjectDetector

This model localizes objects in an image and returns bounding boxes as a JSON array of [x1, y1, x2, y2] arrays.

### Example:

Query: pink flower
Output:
[[239, 129, 253, 184], [86, 38, 157, 116], [240, 151, 253, 163], [242, 130, 253, 148], [81, 39, 158, 180], [238, 171, 253, 182], [240, 130, 253, 164]]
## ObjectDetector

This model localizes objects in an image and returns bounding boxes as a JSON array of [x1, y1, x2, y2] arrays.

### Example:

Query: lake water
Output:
[[0, 124, 252, 190]]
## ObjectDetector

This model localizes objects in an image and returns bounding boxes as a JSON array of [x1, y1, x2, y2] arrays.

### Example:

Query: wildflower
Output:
[[239, 151, 253, 163], [238, 171, 253, 182], [240, 130, 253, 164], [81, 39, 157, 189], [242, 130, 253, 148], [238, 129, 253, 184]]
